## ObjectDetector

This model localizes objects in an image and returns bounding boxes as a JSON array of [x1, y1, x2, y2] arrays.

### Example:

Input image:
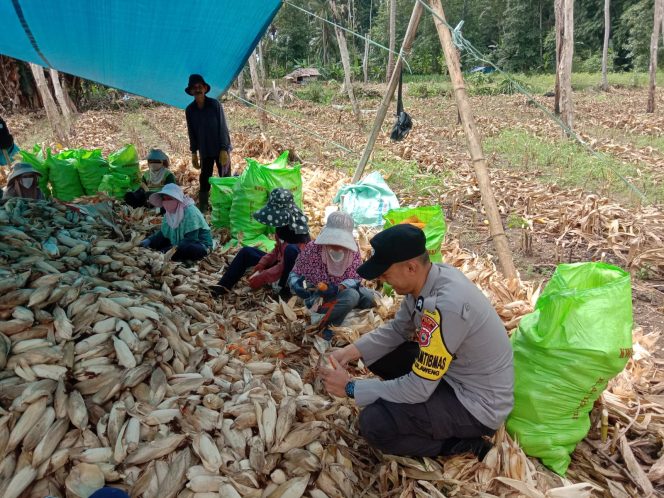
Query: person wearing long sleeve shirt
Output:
[[140, 184, 212, 263], [320, 224, 514, 459], [211, 188, 311, 299], [288, 211, 376, 339], [0, 115, 19, 167], [184, 74, 232, 212]]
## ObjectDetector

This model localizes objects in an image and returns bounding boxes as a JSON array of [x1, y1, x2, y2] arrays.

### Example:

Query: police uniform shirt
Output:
[[353, 263, 514, 430]]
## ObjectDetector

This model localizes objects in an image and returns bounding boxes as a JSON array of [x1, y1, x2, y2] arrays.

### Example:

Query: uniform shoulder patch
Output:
[[412, 308, 453, 381]]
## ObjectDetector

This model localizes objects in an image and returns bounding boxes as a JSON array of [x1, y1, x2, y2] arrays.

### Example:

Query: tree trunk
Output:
[[353, 2, 423, 183], [330, 0, 362, 127], [61, 76, 79, 115], [557, 0, 574, 132], [323, 26, 328, 66], [601, 0, 610, 91], [540, 0, 544, 60], [429, 0, 517, 281], [647, 0, 664, 113], [29, 63, 67, 142], [257, 40, 266, 84], [554, 0, 563, 115], [248, 51, 267, 131], [387, 0, 396, 83], [363, 33, 370, 83], [237, 68, 246, 101], [49, 68, 74, 129]]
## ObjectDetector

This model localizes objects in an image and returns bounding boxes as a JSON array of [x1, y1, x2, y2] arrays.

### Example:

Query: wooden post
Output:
[[248, 50, 267, 131], [601, 0, 610, 91], [558, 0, 574, 131], [330, 0, 362, 128], [647, 0, 664, 113], [29, 63, 67, 142], [352, 2, 423, 183], [429, 0, 517, 280]]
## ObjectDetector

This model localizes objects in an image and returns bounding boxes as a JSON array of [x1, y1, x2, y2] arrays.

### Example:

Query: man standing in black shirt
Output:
[[185, 74, 232, 212]]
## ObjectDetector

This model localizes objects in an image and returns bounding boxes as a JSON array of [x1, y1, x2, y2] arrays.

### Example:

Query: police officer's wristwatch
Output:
[[345, 380, 355, 398]]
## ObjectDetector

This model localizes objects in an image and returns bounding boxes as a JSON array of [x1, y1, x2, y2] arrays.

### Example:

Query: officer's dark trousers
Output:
[[359, 342, 495, 457]]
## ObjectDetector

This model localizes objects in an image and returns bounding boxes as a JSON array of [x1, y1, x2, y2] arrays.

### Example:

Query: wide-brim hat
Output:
[[253, 188, 309, 235], [145, 148, 169, 163], [315, 211, 357, 252], [7, 162, 41, 184], [148, 183, 185, 207], [185, 74, 211, 95]]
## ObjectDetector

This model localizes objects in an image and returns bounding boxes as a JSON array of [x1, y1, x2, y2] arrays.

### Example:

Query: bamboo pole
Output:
[[387, 0, 397, 82], [429, 0, 517, 280], [352, 2, 423, 183]]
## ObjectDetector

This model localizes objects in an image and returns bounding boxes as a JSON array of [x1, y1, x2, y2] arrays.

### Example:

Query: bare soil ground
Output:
[[4, 82, 664, 495]]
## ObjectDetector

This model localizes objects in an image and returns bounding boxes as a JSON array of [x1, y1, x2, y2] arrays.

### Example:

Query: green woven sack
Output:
[[98, 173, 132, 199], [19, 147, 50, 197], [47, 150, 85, 201], [76, 149, 109, 195], [506, 262, 633, 475], [210, 176, 240, 228], [262, 151, 303, 208], [230, 152, 303, 250], [383, 206, 447, 262], [108, 144, 140, 189]]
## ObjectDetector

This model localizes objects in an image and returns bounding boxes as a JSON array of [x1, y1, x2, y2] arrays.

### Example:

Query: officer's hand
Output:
[[219, 149, 230, 167], [320, 356, 351, 398], [192, 153, 200, 170], [330, 344, 361, 369]]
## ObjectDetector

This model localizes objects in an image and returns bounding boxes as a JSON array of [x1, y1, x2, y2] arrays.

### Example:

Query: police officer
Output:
[[320, 224, 514, 458]]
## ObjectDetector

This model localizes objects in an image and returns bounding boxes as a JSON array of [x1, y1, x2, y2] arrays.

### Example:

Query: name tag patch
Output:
[[412, 308, 453, 381]]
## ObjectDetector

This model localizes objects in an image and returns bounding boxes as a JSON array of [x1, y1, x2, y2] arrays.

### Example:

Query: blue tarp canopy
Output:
[[0, 0, 281, 108]]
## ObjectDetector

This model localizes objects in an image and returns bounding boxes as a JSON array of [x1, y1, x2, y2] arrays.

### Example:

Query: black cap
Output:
[[358, 224, 427, 280]]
